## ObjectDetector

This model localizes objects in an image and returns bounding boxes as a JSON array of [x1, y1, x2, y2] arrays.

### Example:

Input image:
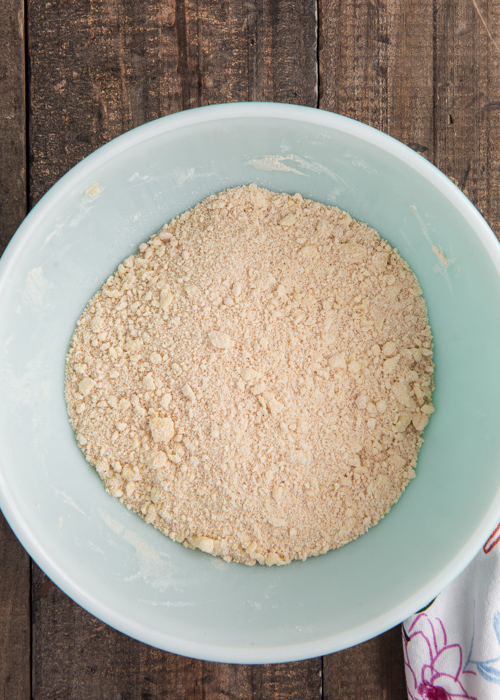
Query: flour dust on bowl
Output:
[[1, 103, 500, 663]]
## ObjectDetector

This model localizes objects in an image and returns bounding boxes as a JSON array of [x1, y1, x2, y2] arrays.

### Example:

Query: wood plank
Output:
[[32, 563, 322, 700], [323, 627, 406, 700], [319, 0, 435, 157], [28, 0, 317, 206], [0, 0, 27, 252], [318, 1, 436, 696], [0, 0, 30, 698], [433, 0, 500, 238], [163, 0, 317, 109], [0, 516, 30, 700], [319, 0, 500, 237], [32, 562, 207, 700], [28, 0, 320, 697], [202, 660, 322, 700]]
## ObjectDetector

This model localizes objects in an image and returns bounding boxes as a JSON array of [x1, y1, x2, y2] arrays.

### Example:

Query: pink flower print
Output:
[[484, 521, 500, 554], [403, 613, 476, 700], [418, 685, 450, 700]]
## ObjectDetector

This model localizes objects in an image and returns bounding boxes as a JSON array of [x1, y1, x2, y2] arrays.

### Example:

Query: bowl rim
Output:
[[1, 101, 500, 663]]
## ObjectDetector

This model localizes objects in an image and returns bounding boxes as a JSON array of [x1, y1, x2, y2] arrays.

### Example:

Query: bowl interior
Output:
[[1, 104, 500, 662]]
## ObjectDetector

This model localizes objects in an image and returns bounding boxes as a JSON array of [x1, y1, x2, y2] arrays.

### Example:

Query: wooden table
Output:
[[1, 0, 498, 697]]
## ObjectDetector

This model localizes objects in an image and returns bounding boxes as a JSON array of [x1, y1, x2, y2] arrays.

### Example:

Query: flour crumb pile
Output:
[[65, 185, 434, 566]]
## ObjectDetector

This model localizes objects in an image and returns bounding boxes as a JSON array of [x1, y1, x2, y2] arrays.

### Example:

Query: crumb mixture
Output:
[[65, 185, 434, 566]]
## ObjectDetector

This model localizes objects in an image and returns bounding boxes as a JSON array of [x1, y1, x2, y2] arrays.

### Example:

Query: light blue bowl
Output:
[[1, 103, 500, 663]]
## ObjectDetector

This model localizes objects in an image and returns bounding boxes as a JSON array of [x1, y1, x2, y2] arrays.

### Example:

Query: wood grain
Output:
[[318, 0, 499, 240], [0, 516, 30, 700], [318, 1, 437, 695], [32, 562, 322, 700], [0, 0, 27, 252], [323, 627, 406, 700], [0, 0, 30, 698], [433, 0, 500, 238], [319, 0, 435, 157], [28, 0, 317, 205], [27, 0, 321, 697]]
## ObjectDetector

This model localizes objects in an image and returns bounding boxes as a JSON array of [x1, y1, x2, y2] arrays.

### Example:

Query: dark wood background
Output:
[[1, 0, 499, 697]]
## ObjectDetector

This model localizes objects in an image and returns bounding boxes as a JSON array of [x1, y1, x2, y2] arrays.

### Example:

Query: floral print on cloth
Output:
[[403, 523, 500, 700]]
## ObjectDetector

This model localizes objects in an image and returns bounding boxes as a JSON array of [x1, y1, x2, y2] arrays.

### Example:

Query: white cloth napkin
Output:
[[403, 522, 500, 699]]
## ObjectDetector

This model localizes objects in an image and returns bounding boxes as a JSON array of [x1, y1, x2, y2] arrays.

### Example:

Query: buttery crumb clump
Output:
[[65, 185, 434, 566]]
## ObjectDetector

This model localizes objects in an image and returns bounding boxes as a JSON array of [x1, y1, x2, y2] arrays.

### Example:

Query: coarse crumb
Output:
[[65, 185, 434, 566]]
